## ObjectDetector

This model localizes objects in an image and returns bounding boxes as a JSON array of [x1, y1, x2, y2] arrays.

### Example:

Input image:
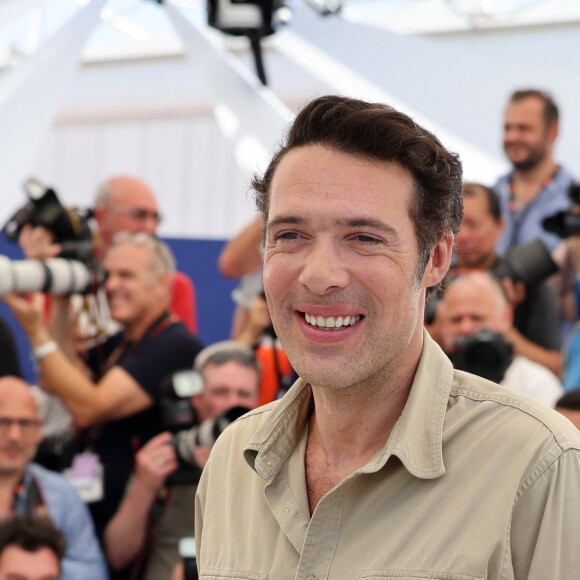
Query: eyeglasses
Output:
[[108, 205, 162, 225], [0, 417, 41, 437], [111, 231, 160, 248]]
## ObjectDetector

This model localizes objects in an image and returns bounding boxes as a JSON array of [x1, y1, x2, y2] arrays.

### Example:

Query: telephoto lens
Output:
[[0, 256, 91, 296]]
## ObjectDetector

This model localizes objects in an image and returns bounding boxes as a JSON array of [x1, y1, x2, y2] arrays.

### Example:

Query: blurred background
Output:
[[1, 0, 579, 379]]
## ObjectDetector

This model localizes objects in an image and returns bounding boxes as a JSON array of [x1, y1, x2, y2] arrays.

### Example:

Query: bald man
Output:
[[0, 377, 107, 579], [94, 176, 197, 333], [441, 272, 563, 407]]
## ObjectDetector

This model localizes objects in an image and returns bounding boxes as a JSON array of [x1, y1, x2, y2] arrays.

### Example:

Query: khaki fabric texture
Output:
[[196, 333, 580, 580]]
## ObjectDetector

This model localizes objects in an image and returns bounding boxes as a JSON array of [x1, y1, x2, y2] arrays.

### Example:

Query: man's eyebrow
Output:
[[266, 216, 307, 230], [336, 218, 401, 239], [267, 216, 401, 240]]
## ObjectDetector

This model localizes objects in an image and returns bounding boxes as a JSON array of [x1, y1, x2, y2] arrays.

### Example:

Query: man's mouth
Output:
[[303, 312, 362, 330]]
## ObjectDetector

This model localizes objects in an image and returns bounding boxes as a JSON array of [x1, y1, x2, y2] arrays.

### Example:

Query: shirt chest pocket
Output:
[[358, 571, 485, 580], [200, 571, 268, 580]]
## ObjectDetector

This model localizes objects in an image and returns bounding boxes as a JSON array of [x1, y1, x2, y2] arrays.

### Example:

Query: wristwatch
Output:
[[31, 340, 58, 364]]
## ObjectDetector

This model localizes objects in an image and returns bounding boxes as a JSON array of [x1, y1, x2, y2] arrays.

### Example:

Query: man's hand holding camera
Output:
[[19, 224, 62, 260], [135, 432, 179, 492]]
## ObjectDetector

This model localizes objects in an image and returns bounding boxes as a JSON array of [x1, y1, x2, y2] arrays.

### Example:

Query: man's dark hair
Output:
[[509, 89, 559, 127], [252, 95, 463, 288], [0, 516, 65, 563], [556, 389, 580, 411], [463, 182, 501, 222]]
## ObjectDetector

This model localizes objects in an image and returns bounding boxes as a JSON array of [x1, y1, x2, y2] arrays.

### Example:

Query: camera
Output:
[[449, 327, 513, 384], [543, 182, 580, 239], [3, 178, 95, 263], [159, 370, 251, 485], [169, 405, 250, 486], [178, 537, 198, 580], [0, 179, 101, 296], [491, 238, 558, 288]]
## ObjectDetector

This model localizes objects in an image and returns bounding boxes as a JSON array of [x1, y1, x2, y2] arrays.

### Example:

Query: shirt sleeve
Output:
[[54, 479, 110, 580], [171, 271, 198, 334], [510, 447, 580, 579]]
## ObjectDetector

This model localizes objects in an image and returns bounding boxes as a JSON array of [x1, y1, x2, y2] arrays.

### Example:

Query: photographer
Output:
[[451, 182, 562, 375], [15, 175, 197, 338], [104, 341, 261, 580], [2, 234, 203, 552], [441, 272, 563, 407]]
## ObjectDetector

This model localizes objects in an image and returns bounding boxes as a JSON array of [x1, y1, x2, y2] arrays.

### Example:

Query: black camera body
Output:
[[450, 328, 513, 384], [0, 179, 101, 296], [543, 182, 580, 239], [491, 238, 558, 288], [168, 405, 250, 486], [159, 370, 251, 485], [3, 179, 95, 265]]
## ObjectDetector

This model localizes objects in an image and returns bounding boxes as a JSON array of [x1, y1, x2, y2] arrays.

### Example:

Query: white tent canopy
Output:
[[1, 0, 579, 239]]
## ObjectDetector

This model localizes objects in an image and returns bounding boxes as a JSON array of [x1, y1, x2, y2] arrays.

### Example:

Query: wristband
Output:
[[31, 341, 58, 363]]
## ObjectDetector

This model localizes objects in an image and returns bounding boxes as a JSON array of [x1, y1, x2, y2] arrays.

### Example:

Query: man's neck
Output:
[[123, 308, 168, 342], [511, 156, 557, 207], [309, 380, 410, 465], [305, 368, 414, 515], [307, 332, 422, 470]]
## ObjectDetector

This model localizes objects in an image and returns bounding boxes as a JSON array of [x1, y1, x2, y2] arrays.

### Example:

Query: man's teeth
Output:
[[304, 313, 361, 329]]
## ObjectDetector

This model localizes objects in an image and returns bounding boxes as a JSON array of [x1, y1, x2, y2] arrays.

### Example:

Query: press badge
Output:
[[64, 452, 104, 503]]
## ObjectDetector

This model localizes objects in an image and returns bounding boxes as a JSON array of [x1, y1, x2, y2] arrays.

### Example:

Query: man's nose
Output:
[[298, 239, 349, 296], [140, 218, 157, 235], [7, 421, 23, 440], [458, 318, 478, 336]]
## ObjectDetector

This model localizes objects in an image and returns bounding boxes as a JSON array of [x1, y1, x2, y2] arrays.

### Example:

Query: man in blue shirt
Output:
[[0, 376, 108, 579], [495, 89, 575, 255]]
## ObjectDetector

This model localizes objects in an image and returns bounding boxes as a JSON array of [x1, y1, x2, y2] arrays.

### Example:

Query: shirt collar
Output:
[[244, 331, 453, 481]]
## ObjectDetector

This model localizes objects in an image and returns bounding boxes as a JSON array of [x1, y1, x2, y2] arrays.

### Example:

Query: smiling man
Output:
[[195, 96, 580, 580], [495, 89, 575, 255]]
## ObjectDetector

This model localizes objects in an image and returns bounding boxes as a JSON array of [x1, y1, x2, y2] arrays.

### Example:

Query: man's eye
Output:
[[355, 234, 381, 244], [277, 232, 300, 240]]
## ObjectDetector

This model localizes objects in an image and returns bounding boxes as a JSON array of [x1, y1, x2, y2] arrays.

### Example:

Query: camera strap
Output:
[[11, 473, 50, 521], [127, 485, 176, 580], [98, 310, 176, 377], [506, 166, 561, 249]]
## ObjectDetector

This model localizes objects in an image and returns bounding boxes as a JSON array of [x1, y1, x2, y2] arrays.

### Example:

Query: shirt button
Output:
[[305, 576, 317, 580]]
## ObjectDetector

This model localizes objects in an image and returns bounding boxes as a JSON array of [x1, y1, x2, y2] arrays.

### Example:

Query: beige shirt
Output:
[[196, 333, 580, 580]]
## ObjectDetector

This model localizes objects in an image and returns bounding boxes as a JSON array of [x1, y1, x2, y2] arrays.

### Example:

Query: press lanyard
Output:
[[506, 166, 560, 249]]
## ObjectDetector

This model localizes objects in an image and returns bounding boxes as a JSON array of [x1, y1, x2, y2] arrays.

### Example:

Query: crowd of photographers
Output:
[[1, 86, 580, 579]]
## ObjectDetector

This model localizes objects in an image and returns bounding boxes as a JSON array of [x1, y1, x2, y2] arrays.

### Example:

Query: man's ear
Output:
[[548, 121, 559, 144], [423, 234, 453, 289], [93, 205, 107, 229], [158, 271, 173, 293], [498, 216, 505, 235]]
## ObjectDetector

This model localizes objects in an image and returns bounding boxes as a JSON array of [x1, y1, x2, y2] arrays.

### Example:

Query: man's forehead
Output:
[[506, 97, 545, 121], [0, 389, 38, 417], [110, 180, 158, 210], [463, 193, 492, 218], [104, 243, 151, 268], [268, 146, 414, 219]]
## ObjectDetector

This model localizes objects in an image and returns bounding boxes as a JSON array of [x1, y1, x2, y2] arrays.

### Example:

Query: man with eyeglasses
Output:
[[0, 376, 107, 579], [2, 235, 203, 570]]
